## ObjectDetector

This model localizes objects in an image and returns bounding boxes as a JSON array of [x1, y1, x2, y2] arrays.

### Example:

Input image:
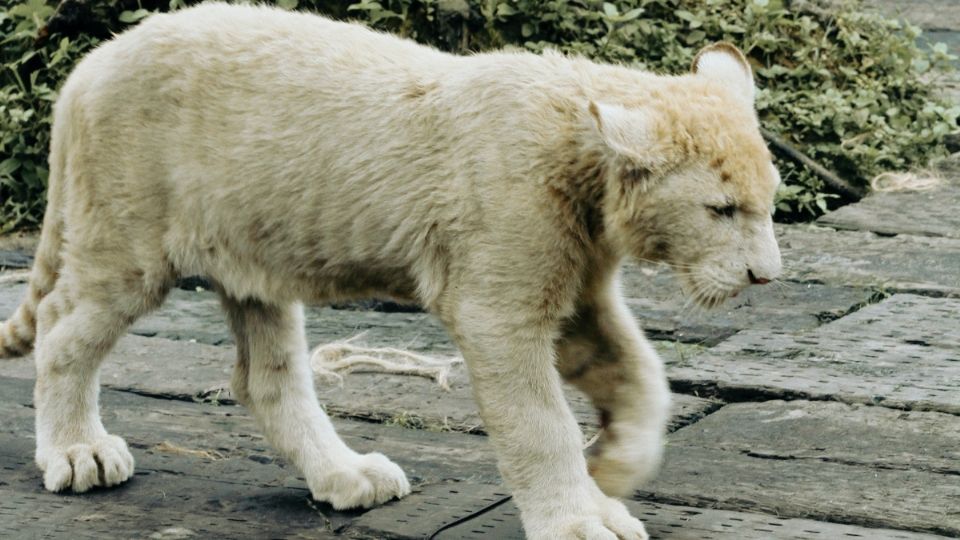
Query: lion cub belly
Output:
[[195, 247, 420, 306], [303, 262, 420, 305]]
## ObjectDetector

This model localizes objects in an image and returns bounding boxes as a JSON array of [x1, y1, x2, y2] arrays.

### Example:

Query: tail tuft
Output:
[[0, 274, 41, 358]]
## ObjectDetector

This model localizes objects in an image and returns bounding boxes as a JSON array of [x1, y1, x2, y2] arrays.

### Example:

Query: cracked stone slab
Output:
[[0, 279, 456, 352], [620, 264, 873, 343], [639, 399, 960, 537], [0, 231, 38, 271], [0, 251, 32, 272], [143, 288, 457, 353], [0, 375, 502, 490], [9, 372, 943, 540], [670, 400, 960, 478], [776, 225, 960, 295], [2, 261, 876, 349], [350, 482, 950, 540], [0, 486, 336, 540], [0, 277, 718, 435], [327, 367, 718, 434], [815, 293, 960, 349], [816, 182, 960, 239], [0, 273, 873, 368], [669, 294, 960, 413], [0, 375, 507, 539], [0, 329, 717, 437]]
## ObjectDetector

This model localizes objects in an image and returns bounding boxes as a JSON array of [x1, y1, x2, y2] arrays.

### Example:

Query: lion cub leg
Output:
[[220, 297, 411, 509], [557, 288, 672, 497], [447, 297, 650, 540], [33, 274, 162, 493]]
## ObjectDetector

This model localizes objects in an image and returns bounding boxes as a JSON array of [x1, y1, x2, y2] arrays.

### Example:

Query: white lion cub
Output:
[[0, 3, 781, 539]]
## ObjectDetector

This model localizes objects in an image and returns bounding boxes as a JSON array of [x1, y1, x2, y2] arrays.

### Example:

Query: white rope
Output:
[[309, 332, 607, 447], [870, 170, 942, 192], [309, 332, 463, 390], [583, 428, 603, 450]]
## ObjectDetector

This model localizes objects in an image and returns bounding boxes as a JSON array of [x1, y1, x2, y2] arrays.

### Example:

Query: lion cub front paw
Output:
[[38, 434, 135, 493], [588, 429, 664, 497], [527, 496, 649, 540], [307, 452, 411, 510]]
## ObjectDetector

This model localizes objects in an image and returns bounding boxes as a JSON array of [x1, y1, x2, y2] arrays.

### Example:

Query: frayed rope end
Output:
[[309, 335, 463, 391], [870, 170, 942, 193]]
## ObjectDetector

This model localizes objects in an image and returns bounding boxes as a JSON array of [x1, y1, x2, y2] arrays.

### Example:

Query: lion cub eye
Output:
[[707, 204, 738, 218]]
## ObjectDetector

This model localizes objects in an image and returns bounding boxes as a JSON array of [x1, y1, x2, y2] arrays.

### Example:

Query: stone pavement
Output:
[[1, 160, 958, 539]]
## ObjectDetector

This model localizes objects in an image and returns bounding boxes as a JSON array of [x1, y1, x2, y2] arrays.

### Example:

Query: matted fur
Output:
[[0, 4, 781, 539]]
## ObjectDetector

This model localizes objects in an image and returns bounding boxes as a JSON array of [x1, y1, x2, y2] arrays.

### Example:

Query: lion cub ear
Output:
[[588, 101, 675, 174], [691, 42, 755, 104]]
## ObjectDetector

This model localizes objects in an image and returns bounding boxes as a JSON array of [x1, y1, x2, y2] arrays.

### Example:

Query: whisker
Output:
[[632, 257, 699, 271], [770, 278, 791, 292]]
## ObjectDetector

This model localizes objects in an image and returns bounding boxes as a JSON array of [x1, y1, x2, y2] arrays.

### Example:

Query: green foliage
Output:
[[1, 0, 957, 230]]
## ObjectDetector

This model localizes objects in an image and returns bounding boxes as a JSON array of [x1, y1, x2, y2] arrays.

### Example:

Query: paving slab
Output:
[[0, 375, 503, 489], [0, 328, 718, 437], [638, 399, 960, 536], [0, 267, 874, 354], [351, 482, 949, 540], [0, 276, 720, 435], [816, 293, 960, 348], [0, 251, 32, 272], [0, 277, 457, 352], [816, 181, 960, 239], [0, 231, 37, 271], [3, 378, 956, 538], [145, 288, 457, 353], [0, 485, 336, 540], [0, 376, 501, 539], [776, 224, 960, 296], [669, 294, 960, 413], [668, 400, 960, 476], [619, 265, 873, 344], [0, 254, 877, 348], [316, 368, 718, 435]]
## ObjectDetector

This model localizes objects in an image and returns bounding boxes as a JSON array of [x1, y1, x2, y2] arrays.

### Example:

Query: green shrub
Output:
[[1, 0, 957, 230]]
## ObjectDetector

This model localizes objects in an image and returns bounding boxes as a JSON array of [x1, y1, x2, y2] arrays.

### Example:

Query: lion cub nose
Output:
[[747, 269, 771, 285]]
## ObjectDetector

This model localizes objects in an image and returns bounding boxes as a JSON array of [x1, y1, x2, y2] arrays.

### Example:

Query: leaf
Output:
[[0, 158, 20, 177], [720, 21, 745, 33], [0, 0, 955, 227], [620, 8, 644, 21], [118, 9, 151, 24], [685, 30, 706, 44], [496, 3, 517, 17]]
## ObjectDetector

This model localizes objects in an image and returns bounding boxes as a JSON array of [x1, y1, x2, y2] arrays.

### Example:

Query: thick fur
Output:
[[0, 4, 781, 539]]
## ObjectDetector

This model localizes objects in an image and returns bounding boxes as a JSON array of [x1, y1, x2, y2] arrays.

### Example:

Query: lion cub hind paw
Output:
[[309, 452, 411, 510], [42, 435, 135, 493]]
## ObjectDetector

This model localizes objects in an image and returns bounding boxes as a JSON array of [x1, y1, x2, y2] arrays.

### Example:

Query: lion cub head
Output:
[[589, 43, 782, 307]]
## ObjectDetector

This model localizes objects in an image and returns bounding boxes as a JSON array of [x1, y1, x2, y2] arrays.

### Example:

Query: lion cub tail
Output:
[[0, 118, 67, 358], [0, 231, 61, 358]]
